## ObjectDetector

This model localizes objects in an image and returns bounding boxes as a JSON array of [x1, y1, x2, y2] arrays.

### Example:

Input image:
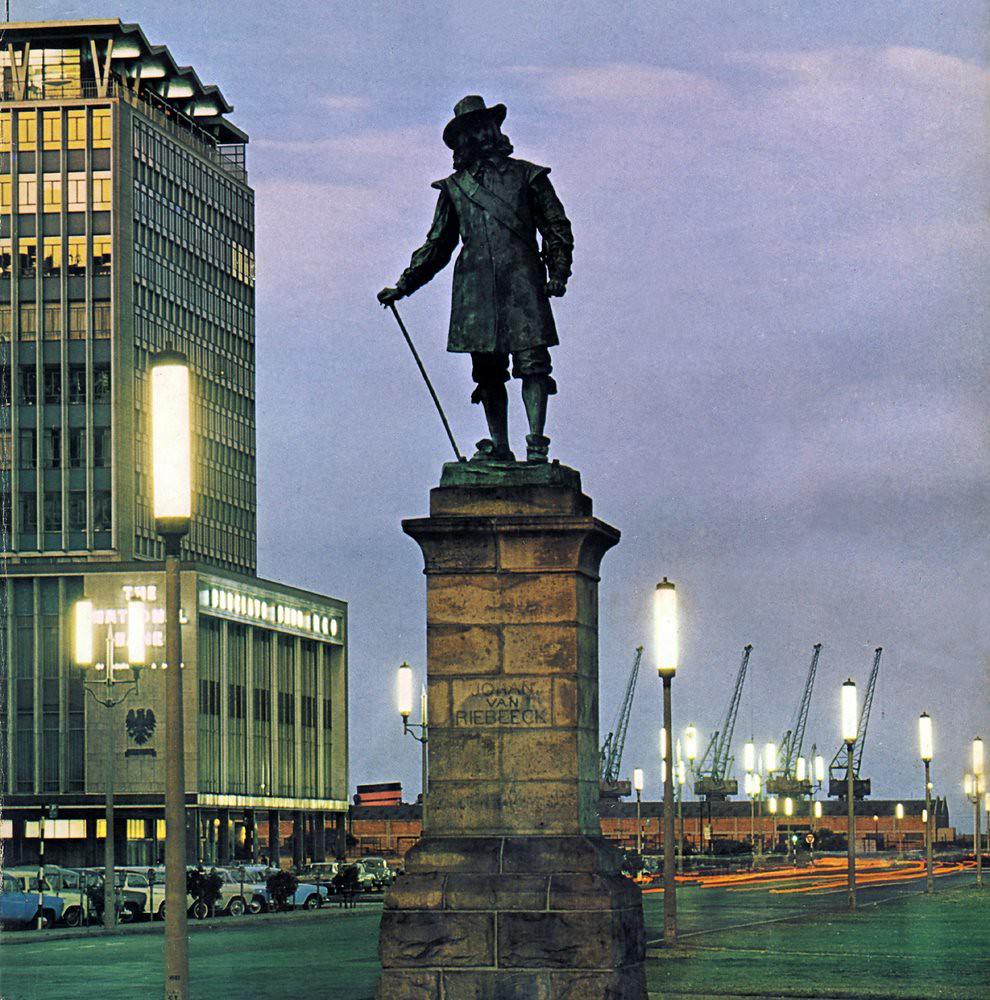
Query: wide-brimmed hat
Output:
[[442, 95, 507, 149]]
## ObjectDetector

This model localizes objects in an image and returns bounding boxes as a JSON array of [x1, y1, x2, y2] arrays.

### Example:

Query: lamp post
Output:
[[971, 737, 984, 888], [151, 350, 192, 1000], [684, 724, 697, 852], [812, 801, 822, 863], [768, 796, 777, 852], [633, 768, 644, 854], [73, 599, 145, 930], [784, 797, 795, 863], [919, 712, 934, 892], [894, 803, 904, 858], [676, 747, 686, 874], [654, 577, 678, 945], [985, 792, 990, 857], [841, 678, 858, 910], [872, 814, 880, 854], [397, 663, 429, 833]]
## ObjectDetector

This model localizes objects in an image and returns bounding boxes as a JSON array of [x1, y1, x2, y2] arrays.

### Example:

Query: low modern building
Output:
[[350, 797, 953, 859], [0, 19, 348, 869]]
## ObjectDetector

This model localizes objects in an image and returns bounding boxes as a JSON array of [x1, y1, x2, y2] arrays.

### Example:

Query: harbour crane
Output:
[[828, 647, 883, 799], [694, 644, 753, 800], [599, 646, 644, 798], [767, 644, 822, 796]]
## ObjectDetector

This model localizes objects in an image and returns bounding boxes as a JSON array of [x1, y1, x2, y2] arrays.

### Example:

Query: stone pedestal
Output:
[[378, 463, 646, 999]]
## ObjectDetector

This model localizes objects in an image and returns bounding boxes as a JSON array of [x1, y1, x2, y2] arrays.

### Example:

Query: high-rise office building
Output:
[[0, 20, 348, 869]]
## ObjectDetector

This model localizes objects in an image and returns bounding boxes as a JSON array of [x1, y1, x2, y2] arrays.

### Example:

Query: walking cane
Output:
[[386, 302, 466, 463]]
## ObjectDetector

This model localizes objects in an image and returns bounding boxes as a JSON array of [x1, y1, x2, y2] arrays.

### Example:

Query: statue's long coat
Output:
[[396, 156, 574, 355]]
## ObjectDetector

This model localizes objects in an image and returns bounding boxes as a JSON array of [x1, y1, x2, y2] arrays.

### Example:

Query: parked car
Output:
[[211, 868, 263, 916], [6, 866, 88, 927], [253, 877, 330, 912], [0, 872, 65, 928], [358, 857, 396, 889], [337, 862, 378, 894]]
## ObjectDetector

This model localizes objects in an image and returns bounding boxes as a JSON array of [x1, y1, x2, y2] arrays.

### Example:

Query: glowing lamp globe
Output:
[[653, 578, 678, 675]]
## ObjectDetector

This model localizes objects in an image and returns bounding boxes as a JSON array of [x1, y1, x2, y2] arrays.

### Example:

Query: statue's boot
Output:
[[472, 384, 514, 462], [522, 376, 550, 463]]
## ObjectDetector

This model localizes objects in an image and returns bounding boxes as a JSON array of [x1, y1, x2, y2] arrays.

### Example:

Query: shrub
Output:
[[266, 870, 299, 911]]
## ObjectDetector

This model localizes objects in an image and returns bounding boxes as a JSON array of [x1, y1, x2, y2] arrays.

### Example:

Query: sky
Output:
[[14, 2, 989, 823]]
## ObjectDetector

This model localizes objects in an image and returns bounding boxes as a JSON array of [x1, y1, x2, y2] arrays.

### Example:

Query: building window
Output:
[[93, 366, 110, 403], [42, 111, 61, 149], [18, 303, 36, 341], [44, 491, 62, 532], [93, 491, 111, 531], [19, 492, 37, 531], [0, 238, 10, 277], [41, 239, 62, 277], [68, 366, 86, 404], [66, 110, 86, 149], [43, 303, 62, 339], [67, 236, 86, 275], [18, 428, 36, 468], [92, 109, 111, 149], [42, 174, 61, 212], [93, 301, 111, 339], [0, 304, 10, 340], [19, 367, 37, 405], [45, 427, 61, 468], [68, 427, 85, 467], [93, 427, 110, 468], [68, 302, 86, 339], [67, 174, 86, 211], [68, 491, 86, 530], [17, 175, 36, 212], [0, 177, 10, 211], [43, 366, 61, 404], [0, 430, 11, 470], [92, 173, 111, 210], [17, 112, 36, 149], [19, 239, 37, 276], [93, 236, 111, 275]]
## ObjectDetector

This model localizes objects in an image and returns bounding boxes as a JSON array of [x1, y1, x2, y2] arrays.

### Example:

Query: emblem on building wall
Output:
[[126, 708, 157, 745]]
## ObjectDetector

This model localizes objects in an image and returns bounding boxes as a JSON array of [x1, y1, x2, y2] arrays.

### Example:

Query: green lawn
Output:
[[1, 877, 986, 1000], [645, 881, 990, 999]]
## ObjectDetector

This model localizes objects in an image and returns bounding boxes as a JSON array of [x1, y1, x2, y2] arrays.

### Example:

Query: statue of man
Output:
[[378, 96, 574, 464]]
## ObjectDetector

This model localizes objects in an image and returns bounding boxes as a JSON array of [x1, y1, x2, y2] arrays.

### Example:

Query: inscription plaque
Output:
[[451, 677, 551, 728]]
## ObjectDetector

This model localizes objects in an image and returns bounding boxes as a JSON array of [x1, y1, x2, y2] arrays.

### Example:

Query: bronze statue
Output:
[[379, 96, 574, 464]]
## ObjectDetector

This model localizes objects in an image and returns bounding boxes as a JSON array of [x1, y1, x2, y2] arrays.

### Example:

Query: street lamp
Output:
[[841, 678, 858, 910], [151, 350, 192, 1000], [73, 599, 145, 930], [873, 814, 880, 853], [764, 742, 777, 775], [895, 803, 904, 858], [675, 745, 686, 873], [971, 736, 984, 888], [633, 768, 645, 854], [919, 712, 934, 892], [743, 740, 755, 775], [768, 796, 778, 852], [397, 663, 429, 832], [654, 577, 678, 945]]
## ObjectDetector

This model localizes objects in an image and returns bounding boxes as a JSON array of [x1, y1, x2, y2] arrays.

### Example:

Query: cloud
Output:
[[508, 62, 725, 103], [317, 94, 374, 112]]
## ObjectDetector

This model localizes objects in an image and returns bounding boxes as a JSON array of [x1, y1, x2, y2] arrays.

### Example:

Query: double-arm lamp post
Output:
[[654, 578, 678, 946], [73, 600, 146, 930], [151, 351, 192, 1000], [841, 678, 858, 911], [919, 712, 934, 892], [397, 663, 429, 833]]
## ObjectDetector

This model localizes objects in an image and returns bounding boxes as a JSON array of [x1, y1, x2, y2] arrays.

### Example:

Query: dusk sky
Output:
[[16, 3, 988, 820]]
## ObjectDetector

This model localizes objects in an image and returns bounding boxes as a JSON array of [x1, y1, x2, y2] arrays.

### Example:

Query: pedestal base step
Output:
[[377, 836, 647, 1000]]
